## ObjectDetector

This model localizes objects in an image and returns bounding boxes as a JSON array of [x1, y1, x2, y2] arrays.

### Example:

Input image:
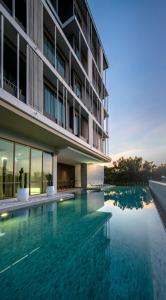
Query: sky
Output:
[[88, 0, 166, 165]]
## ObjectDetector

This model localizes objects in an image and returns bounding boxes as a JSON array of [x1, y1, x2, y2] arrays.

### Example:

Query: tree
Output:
[[104, 157, 165, 185]]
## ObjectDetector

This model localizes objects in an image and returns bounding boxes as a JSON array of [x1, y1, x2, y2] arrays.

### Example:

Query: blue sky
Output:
[[88, 0, 166, 164]]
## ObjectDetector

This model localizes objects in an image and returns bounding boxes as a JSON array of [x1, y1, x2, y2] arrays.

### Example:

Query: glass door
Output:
[[30, 149, 42, 195], [0, 139, 14, 199], [14, 144, 30, 196]]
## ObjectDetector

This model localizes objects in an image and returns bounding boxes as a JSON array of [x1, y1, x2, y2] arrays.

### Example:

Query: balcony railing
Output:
[[3, 77, 26, 103], [3, 77, 17, 97]]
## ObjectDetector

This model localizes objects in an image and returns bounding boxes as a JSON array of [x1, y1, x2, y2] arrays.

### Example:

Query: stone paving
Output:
[[0, 192, 75, 213]]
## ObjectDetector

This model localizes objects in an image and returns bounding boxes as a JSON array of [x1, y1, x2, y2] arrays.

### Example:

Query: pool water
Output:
[[0, 186, 166, 300]]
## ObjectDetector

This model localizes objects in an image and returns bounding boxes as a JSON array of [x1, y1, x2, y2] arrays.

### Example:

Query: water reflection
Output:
[[104, 186, 153, 210]]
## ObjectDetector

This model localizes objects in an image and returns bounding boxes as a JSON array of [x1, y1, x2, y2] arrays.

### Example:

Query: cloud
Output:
[[107, 145, 166, 166]]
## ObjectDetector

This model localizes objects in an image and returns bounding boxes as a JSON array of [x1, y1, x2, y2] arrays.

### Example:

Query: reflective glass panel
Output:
[[15, 144, 30, 195], [30, 149, 42, 195], [43, 152, 53, 193], [0, 138, 13, 199]]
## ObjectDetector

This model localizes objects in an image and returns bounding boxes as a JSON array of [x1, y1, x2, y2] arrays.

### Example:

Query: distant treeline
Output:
[[104, 157, 166, 185]]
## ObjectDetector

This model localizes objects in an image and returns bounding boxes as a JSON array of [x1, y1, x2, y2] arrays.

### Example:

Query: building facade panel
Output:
[[0, 0, 110, 198]]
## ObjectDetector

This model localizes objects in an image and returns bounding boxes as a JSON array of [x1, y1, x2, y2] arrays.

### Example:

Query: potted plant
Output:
[[46, 173, 55, 196], [17, 168, 29, 201]]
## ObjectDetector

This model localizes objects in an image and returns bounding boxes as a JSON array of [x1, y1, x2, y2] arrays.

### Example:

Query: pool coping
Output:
[[150, 189, 166, 230], [0, 192, 75, 213]]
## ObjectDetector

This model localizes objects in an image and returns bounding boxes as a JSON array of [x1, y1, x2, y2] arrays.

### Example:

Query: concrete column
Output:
[[79, 30, 81, 59], [69, 50, 71, 87], [27, 0, 43, 111], [65, 89, 68, 129], [75, 164, 81, 187], [100, 47, 103, 77], [79, 105, 81, 137], [26, 45, 29, 104], [53, 153, 57, 193], [62, 86, 65, 128], [17, 33, 20, 99], [27, 0, 43, 50], [81, 164, 87, 188], [84, 77, 86, 106], [88, 49, 92, 82], [0, 14, 4, 89], [54, 25, 57, 67], [57, 78, 59, 124], [88, 115, 93, 147]]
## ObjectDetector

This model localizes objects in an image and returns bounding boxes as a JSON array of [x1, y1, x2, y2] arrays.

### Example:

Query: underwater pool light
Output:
[[0, 212, 9, 218]]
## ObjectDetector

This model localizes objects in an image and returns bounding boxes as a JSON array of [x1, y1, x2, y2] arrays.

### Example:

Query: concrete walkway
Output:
[[0, 192, 75, 213]]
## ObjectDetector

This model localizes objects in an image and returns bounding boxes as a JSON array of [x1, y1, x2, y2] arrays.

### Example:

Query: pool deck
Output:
[[0, 185, 114, 214], [0, 192, 75, 213]]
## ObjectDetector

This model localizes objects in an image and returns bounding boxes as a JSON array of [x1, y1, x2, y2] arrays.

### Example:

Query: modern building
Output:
[[0, 0, 110, 199]]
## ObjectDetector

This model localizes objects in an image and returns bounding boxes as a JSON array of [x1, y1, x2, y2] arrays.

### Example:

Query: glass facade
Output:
[[43, 152, 53, 192], [44, 84, 64, 126], [44, 34, 55, 66], [0, 139, 13, 199], [56, 51, 65, 78], [15, 144, 30, 195], [75, 80, 82, 99], [74, 113, 80, 136], [30, 149, 42, 195], [0, 138, 53, 199], [43, 34, 65, 78]]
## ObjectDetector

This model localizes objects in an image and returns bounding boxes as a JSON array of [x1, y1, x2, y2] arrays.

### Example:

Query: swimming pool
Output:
[[0, 187, 166, 299]]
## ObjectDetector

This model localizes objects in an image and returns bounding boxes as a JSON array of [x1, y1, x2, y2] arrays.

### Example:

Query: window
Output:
[[72, 71, 82, 99], [56, 50, 65, 78], [44, 84, 57, 119], [44, 34, 55, 66], [49, 0, 57, 12], [74, 79, 82, 99], [43, 152, 53, 192], [30, 149, 42, 195], [0, 138, 53, 199], [74, 112, 79, 136], [74, 6, 82, 28], [73, 38, 80, 60], [44, 84, 64, 126], [57, 99, 64, 125], [15, 0, 26, 29], [14, 144, 30, 196], [0, 139, 13, 199], [1, 0, 12, 14], [4, 38, 17, 97]]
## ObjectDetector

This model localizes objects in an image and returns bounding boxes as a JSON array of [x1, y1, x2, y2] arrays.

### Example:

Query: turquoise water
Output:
[[0, 186, 166, 300]]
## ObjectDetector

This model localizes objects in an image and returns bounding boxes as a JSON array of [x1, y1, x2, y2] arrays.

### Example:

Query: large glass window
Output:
[[15, 0, 26, 29], [44, 84, 57, 119], [74, 112, 80, 136], [0, 139, 13, 199], [1, 0, 12, 14], [44, 34, 55, 66], [30, 149, 42, 195], [43, 152, 53, 193], [0, 138, 53, 199], [74, 80, 82, 99], [44, 84, 64, 126], [50, 0, 57, 12], [14, 144, 30, 196], [56, 51, 65, 78]]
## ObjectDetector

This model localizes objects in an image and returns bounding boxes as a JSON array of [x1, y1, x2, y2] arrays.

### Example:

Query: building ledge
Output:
[[0, 90, 110, 162]]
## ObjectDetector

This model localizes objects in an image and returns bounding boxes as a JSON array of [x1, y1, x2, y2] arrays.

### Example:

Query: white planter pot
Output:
[[46, 186, 55, 197], [17, 188, 29, 201]]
